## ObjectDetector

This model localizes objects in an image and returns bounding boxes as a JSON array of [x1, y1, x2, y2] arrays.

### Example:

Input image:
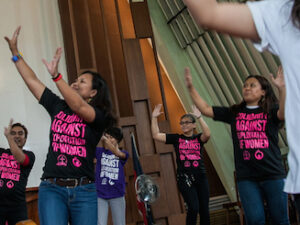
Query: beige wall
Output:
[[0, 0, 67, 187]]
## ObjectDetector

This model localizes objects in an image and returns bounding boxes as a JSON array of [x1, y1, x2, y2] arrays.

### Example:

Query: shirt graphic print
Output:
[[236, 112, 268, 161], [51, 111, 87, 168]]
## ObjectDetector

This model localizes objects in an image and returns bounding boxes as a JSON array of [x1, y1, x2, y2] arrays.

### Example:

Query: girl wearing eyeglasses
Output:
[[151, 104, 211, 225]]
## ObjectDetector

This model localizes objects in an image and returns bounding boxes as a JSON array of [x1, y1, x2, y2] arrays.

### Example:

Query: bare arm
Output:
[[42, 48, 96, 123], [190, 105, 210, 142], [151, 104, 166, 143], [4, 120, 25, 163], [4, 27, 45, 101], [183, 0, 259, 41], [184, 68, 214, 118], [271, 66, 286, 121], [101, 136, 126, 159]]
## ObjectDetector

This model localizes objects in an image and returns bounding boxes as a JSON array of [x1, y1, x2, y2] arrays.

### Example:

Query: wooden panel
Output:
[[117, 0, 136, 39], [119, 116, 137, 127], [150, 175, 169, 218], [70, 0, 96, 70], [58, 0, 77, 83], [122, 126, 137, 223], [130, 1, 153, 38], [140, 154, 161, 173], [168, 213, 186, 225], [87, 0, 120, 115], [26, 187, 39, 225], [155, 121, 174, 153], [140, 39, 164, 112], [160, 153, 183, 214], [87, 0, 113, 85], [101, 0, 134, 117], [134, 101, 154, 155], [123, 39, 149, 100]]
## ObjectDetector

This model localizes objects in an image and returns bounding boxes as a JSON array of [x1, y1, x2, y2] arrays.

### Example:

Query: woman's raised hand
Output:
[[190, 105, 201, 119], [184, 67, 193, 89], [4, 26, 21, 55], [271, 66, 285, 89], [152, 104, 164, 118], [4, 119, 13, 139], [42, 47, 62, 78]]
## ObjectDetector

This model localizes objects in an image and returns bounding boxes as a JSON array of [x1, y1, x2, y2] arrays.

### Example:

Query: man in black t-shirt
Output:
[[0, 120, 35, 225]]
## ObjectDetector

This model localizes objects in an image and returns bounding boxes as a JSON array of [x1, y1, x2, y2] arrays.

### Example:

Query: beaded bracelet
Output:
[[11, 52, 23, 63]]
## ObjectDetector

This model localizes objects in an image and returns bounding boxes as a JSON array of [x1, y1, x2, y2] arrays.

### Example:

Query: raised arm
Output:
[[183, 0, 259, 41], [4, 119, 25, 164], [184, 68, 214, 118], [42, 48, 96, 123], [190, 105, 211, 142], [4, 27, 45, 101], [101, 136, 126, 159], [271, 66, 286, 121], [151, 104, 166, 143]]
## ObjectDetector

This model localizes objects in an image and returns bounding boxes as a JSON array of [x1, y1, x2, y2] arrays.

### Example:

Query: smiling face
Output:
[[180, 116, 196, 136], [70, 73, 97, 102], [10, 126, 27, 148], [242, 77, 265, 106]]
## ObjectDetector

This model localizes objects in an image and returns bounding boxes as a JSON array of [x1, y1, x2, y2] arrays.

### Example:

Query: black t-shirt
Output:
[[213, 106, 286, 181], [166, 133, 207, 174], [39, 88, 105, 180], [0, 148, 35, 207]]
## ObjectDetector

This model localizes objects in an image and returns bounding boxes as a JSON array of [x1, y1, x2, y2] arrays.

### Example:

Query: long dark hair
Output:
[[292, 0, 300, 28], [230, 75, 278, 115], [81, 70, 116, 129]]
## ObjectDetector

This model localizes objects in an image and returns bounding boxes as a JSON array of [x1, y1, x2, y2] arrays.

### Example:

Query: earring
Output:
[[87, 98, 92, 103]]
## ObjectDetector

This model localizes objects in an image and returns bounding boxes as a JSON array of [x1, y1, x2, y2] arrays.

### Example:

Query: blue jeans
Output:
[[237, 179, 290, 225], [38, 180, 97, 225]]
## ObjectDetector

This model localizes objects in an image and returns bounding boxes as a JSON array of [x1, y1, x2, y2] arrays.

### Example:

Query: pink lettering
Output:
[[1, 172, 20, 181], [236, 120, 267, 132], [240, 139, 269, 149], [51, 120, 86, 138], [237, 131, 267, 139], [236, 112, 265, 121], [179, 142, 201, 150], [0, 158, 19, 169], [55, 111, 83, 123], [52, 143, 87, 157], [52, 134, 86, 145]]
